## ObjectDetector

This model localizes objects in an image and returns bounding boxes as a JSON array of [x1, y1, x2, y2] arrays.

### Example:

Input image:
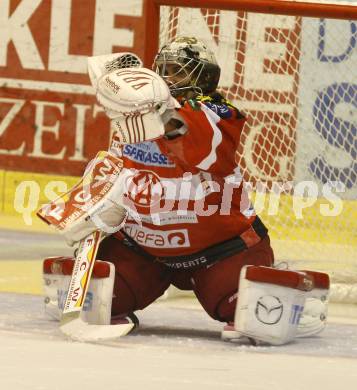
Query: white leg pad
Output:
[[235, 266, 317, 345], [43, 257, 115, 325]]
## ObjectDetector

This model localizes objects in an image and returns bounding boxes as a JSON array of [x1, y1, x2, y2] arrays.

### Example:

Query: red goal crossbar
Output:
[[143, 0, 357, 66]]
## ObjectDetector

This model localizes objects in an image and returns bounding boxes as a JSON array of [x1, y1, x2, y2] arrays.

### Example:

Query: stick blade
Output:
[[60, 317, 134, 342]]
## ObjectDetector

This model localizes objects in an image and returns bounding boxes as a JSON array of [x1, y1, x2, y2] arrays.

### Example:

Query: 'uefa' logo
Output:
[[255, 296, 283, 325]]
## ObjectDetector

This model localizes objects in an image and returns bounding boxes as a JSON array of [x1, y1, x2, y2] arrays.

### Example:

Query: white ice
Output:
[[0, 293, 357, 390], [1, 229, 357, 389]]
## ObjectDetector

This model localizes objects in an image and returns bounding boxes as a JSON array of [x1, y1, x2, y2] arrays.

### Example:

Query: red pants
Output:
[[97, 236, 274, 322]]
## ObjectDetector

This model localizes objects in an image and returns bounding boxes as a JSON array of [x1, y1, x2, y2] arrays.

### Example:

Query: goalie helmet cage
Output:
[[143, 0, 357, 304]]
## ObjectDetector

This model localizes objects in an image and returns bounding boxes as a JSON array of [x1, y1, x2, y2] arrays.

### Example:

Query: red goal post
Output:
[[143, 0, 357, 65], [143, 0, 357, 304]]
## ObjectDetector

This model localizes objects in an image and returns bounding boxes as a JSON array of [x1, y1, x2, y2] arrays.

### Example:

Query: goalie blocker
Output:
[[231, 266, 330, 345]]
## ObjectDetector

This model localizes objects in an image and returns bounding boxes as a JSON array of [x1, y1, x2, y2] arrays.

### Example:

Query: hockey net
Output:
[[144, 0, 357, 304]]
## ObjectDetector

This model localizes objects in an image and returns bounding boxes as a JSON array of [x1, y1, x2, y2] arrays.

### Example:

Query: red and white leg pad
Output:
[[43, 257, 115, 325], [231, 266, 330, 345]]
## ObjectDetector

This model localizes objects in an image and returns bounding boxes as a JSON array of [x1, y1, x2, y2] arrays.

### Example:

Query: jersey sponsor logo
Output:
[[124, 169, 215, 213], [255, 296, 284, 325], [123, 224, 190, 248], [163, 256, 207, 269], [123, 142, 175, 167], [126, 170, 164, 208], [127, 211, 198, 226], [109, 135, 124, 157], [204, 101, 232, 119]]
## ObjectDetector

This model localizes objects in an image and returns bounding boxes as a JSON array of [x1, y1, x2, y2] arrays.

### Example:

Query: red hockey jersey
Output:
[[110, 99, 256, 257]]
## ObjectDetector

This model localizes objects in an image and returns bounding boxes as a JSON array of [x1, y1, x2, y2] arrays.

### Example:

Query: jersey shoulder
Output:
[[195, 93, 245, 120]]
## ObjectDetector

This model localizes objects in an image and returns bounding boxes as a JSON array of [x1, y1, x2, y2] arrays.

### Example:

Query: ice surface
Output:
[[0, 229, 72, 260], [0, 292, 356, 390], [1, 227, 356, 389]]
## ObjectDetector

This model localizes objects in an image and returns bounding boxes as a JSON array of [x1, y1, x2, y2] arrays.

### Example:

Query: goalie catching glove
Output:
[[87, 52, 143, 89], [87, 53, 179, 144], [95, 67, 180, 144]]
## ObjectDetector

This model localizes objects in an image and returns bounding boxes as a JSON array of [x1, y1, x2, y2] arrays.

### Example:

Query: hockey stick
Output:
[[60, 230, 133, 341]]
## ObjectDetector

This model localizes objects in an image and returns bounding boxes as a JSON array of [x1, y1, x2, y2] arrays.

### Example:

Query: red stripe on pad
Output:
[[300, 270, 330, 289], [43, 257, 111, 278], [244, 266, 318, 292]]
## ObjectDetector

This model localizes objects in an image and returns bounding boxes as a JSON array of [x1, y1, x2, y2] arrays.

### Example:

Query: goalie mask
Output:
[[154, 36, 221, 97]]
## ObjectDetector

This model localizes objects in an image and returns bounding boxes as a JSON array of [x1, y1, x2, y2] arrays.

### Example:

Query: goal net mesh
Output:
[[158, 5, 357, 302]]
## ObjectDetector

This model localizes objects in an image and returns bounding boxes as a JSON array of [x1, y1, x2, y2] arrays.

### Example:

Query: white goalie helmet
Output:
[[154, 36, 221, 97], [96, 67, 179, 144]]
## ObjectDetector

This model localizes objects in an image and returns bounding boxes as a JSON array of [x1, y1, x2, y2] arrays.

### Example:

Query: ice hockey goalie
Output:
[[39, 37, 330, 345]]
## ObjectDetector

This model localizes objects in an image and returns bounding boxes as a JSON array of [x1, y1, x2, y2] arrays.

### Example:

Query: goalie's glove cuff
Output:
[[63, 204, 128, 247]]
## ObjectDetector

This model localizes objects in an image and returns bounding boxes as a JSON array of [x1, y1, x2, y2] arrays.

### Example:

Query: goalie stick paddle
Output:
[[60, 231, 134, 341]]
